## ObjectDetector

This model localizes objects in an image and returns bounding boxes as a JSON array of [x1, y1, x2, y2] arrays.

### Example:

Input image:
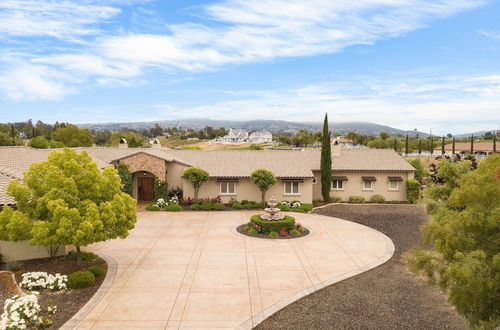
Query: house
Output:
[[248, 131, 273, 143], [0, 145, 414, 207], [433, 142, 496, 158], [219, 128, 249, 143], [332, 136, 356, 147]]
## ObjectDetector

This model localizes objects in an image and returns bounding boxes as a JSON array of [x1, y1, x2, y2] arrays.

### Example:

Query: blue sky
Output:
[[0, 0, 499, 135]]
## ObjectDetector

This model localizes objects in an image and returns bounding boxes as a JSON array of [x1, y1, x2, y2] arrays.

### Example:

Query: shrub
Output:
[[211, 203, 225, 210], [87, 266, 106, 278], [370, 194, 386, 203], [67, 271, 95, 289], [165, 204, 183, 212], [5, 261, 21, 272], [248, 228, 258, 235], [231, 202, 243, 209], [68, 251, 97, 262], [290, 229, 301, 236], [330, 196, 342, 203], [146, 204, 161, 211], [277, 204, 291, 211], [249, 215, 296, 234], [190, 204, 200, 210], [269, 231, 279, 238], [1, 294, 41, 329], [349, 196, 365, 203], [241, 200, 249, 205], [36, 317, 53, 328], [200, 202, 213, 210], [406, 179, 421, 204]]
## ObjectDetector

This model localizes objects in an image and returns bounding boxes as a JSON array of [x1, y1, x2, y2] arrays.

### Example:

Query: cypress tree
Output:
[[393, 138, 398, 151], [10, 124, 15, 145], [441, 136, 445, 155], [493, 134, 497, 153], [471, 135, 474, 154], [405, 134, 409, 155], [452, 137, 456, 154], [430, 135, 434, 155], [418, 139, 422, 155], [320, 113, 332, 202]]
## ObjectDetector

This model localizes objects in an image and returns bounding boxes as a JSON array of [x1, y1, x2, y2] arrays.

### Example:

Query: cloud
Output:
[[478, 30, 500, 39]]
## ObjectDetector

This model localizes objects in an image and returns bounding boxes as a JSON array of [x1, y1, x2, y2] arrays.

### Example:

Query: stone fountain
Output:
[[260, 196, 284, 221]]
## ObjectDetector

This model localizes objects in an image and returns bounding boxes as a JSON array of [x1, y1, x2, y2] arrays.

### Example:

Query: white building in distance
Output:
[[249, 131, 273, 143]]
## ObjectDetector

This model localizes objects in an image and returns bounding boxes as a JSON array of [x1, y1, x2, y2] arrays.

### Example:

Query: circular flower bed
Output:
[[238, 214, 310, 239]]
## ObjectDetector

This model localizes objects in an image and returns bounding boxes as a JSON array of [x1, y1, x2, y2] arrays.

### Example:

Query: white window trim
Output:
[[362, 180, 373, 191], [284, 181, 300, 196], [219, 181, 236, 195], [331, 180, 344, 191], [388, 181, 399, 191]]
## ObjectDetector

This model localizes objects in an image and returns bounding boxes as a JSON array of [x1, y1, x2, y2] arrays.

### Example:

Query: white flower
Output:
[[0, 294, 41, 330], [292, 202, 301, 208]]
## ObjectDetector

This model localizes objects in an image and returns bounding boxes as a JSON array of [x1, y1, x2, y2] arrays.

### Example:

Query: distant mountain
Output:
[[78, 119, 429, 136], [454, 129, 497, 138]]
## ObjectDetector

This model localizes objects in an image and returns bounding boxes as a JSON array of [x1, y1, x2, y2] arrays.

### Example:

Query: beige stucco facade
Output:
[[312, 171, 414, 202], [0, 241, 67, 262], [182, 177, 314, 204]]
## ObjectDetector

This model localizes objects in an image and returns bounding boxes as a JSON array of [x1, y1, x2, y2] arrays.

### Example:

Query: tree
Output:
[[405, 134, 409, 155], [430, 135, 434, 155], [29, 136, 50, 149], [379, 132, 389, 140], [406, 155, 500, 328], [53, 124, 93, 147], [470, 135, 474, 154], [0, 132, 13, 146], [494, 134, 497, 153], [408, 158, 427, 183], [320, 113, 332, 202], [94, 130, 112, 146], [441, 136, 445, 155], [250, 169, 277, 204], [393, 138, 398, 151], [447, 133, 453, 139], [111, 132, 145, 148], [182, 167, 209, 200], [418, 139, 422, 155], [2, 148, 137, 264], [452, 137, 456, 154]]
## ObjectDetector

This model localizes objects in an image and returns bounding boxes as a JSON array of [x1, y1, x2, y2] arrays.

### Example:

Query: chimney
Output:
[[150, 138, 161, 149], [332, 140, 341, 156], [119, 138, 128, 148]]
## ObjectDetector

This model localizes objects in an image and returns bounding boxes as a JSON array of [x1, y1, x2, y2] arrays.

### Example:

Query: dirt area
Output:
[[1, 255, 107, 329], [255, 204, 467, 330], [236, 224, 310, 239]]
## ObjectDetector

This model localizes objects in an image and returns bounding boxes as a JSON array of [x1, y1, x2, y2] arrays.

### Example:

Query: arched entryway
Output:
[[134, 171, 155, 201]]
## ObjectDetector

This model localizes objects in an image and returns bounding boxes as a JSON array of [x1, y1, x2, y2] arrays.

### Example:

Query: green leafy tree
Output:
[[250, 169, 277, 204], [53, 124, 93, 147], [408, 158, 427, 183], [406, 155, 500, 328], [379, 132, 389, 140], [182, 167, 209, 200], [117, 163, 133, 196], [406, 179, 421, 204], [29, 136, 50, 149], [0, 132, 13, 146], [3, 148, 137, 264], [111, 132, 145, 148], [320, 113, 332, 202]]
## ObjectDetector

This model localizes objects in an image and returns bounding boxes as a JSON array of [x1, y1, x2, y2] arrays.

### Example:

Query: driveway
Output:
[[65, 210, 393, 329]]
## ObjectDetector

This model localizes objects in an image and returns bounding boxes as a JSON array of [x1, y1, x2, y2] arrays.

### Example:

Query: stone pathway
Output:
[[65, 210, 393, 329]]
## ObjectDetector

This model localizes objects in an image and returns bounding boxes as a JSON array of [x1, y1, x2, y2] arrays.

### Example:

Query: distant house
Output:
[[433, 142, 496, 158], [332, 136, 356, 147], [249, 131, 273, 143], [220, 128, 249, 143]]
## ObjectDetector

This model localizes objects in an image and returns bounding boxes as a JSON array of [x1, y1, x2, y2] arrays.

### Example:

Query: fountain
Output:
[[260, 196, 284, 221]]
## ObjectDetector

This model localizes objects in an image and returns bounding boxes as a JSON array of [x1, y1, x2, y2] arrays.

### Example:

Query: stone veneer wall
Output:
[[119, 153, 167, 180]]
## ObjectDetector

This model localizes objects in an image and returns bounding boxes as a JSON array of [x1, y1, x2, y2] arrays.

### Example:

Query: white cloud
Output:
[[478, 30, 500, 39]]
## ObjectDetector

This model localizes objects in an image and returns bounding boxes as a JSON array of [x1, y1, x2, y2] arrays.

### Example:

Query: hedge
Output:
[[165, 204, 183, 212], [249, 214, 295, 234], [370, 194, 385, 203], [406, 179, 421, 204], [87, 265, 106, 278], [349, 196, 365, 203], [67, 271, 95, 289]]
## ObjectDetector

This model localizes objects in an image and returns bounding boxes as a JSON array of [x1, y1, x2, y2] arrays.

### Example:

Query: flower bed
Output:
[[238, 214, 310, 239], [20, 272, 67, 291], [146, 196, 183, 212], [276, 201, 313, 213], [0, 294, 42, 329]]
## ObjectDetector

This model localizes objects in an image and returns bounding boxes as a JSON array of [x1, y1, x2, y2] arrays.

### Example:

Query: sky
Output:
[[0, 0, 499, 135]]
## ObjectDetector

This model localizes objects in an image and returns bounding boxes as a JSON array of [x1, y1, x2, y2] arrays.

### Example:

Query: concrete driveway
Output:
[[66, 210, 393, 329]]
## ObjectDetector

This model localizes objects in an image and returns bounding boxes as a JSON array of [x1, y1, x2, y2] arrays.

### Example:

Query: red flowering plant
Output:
[[279, 227, 288, 237]]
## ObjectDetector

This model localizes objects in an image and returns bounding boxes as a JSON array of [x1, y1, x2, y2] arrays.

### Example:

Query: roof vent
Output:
[[119, 138, 128, 148]]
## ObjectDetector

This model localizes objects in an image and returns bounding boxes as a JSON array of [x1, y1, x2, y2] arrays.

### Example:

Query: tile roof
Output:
[[0, 172, 16, 205], [434, 142, 495, 152]]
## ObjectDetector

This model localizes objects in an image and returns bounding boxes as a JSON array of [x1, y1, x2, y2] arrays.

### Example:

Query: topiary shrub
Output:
[[349, 196, 365, 203], [146, 204, 161, 211], [211, 203, 225, 210], [406, 179, 421, 204], [190, 204, 200, 210], [330, 196, 342, 203], [87, 265, 106, 278], [200, 202, 213, 210], [370, 194, 385, 203], [249, 215, 296, 234], [165, 204, 183, 212], [67, 271, 95, 289]]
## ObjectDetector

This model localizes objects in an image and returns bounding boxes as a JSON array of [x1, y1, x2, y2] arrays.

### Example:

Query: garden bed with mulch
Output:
[[255, 204, 467, 330], [236, 224, 310, 239], [1, 255, 107, 329]]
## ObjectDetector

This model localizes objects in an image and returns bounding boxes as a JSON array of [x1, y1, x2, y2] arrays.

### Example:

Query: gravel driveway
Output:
[[255, 204, 467, 330]]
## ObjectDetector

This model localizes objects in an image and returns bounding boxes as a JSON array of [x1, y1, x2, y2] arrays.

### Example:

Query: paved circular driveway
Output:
[[66, 210, 393, 329]]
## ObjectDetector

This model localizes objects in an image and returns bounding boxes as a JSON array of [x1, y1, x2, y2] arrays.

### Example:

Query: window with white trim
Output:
[[332, 180, 343, 190], [220, 181, 235, 195], [284, 181, 300, 195], [389, 180, 399, 190], [363, 180, 373, 190]]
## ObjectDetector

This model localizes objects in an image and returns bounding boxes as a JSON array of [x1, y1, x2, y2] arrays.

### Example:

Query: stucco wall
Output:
[[0, 241, 67, 262], [120, 153, 167, 180], [167, 162, 188, 191], [183, 178, 314, 204], [312, 171, 414, 202]]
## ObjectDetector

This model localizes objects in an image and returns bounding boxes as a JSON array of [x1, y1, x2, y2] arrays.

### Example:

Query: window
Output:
[[389, 181, 399, 190], [220, 181, 235, 195], [363, 180, 373, 190], [284, 181, 300, 195], [332, 180, 343, 190]]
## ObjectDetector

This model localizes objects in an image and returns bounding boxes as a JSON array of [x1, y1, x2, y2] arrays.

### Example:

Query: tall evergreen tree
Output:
[[493, 134, 497, 153], [418, 139, 422, 155], [320, 113, 332, 202], [405, 134, 409, 155], [470, 135, 474, 154], [441, 136, 445, 155], [393, 138, 398, 151], [430, 135, 434, 155], [452, 137, 456, 154]]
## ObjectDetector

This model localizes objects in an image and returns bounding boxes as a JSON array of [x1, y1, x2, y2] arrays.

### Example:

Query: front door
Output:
[[138, 177, 154, 201]]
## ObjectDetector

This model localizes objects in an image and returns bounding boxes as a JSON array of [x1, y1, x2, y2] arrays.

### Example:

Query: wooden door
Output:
[[138, 177, 154, 201]]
